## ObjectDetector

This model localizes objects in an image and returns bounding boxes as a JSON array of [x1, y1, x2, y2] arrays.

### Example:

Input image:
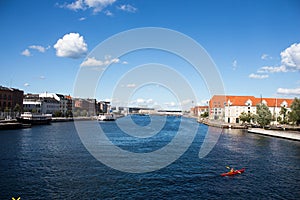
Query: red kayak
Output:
[[221, 168, 245, 177]]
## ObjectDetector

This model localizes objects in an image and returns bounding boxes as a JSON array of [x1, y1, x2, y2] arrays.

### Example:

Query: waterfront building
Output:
[[73, 98, 97, 116], [39, 93, 72, 116], [209, 95, 294, 124], [23, 94, 42, 113], [191, 106, 209, 117], [98, 101, 111, 113], [0, 86, 23, 118]]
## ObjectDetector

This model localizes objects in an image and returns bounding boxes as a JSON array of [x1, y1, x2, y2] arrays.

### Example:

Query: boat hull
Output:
[[17, 117, 52, 125], [221, 168, 245, 177]]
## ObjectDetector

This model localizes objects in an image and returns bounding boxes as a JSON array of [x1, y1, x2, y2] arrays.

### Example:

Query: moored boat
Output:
[[221, 168, 245, 177], [16, 112, 52, 125], [97, 113, 116, 121]]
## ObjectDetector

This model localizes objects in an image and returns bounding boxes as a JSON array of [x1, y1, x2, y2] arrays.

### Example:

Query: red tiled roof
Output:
[[209, 95, 294, 108]]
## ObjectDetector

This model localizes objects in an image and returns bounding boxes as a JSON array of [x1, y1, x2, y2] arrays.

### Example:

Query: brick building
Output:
[[0, 86, 23, 112]]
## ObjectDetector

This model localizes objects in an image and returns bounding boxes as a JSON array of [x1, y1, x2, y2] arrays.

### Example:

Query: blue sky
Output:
[[0, 0, 300, 109]]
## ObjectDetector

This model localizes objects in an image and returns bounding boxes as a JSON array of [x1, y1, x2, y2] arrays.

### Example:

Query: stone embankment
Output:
[[197, 119, 248, 129]]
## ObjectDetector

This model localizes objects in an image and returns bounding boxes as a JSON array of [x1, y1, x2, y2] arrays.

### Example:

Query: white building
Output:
[[39, 93, 72, 115], [209, 95, 294, 124], [23, 93, 60, 114]]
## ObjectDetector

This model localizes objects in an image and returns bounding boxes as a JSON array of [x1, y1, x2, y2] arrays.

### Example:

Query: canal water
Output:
[[0, 116, 299, 199]]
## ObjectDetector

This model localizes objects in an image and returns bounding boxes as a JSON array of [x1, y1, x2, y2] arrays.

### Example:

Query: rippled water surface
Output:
[[0, 116, 299, 199]]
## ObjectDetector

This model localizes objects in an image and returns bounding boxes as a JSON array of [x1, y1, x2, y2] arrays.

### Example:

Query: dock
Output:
[[0, 120, 31, 130]]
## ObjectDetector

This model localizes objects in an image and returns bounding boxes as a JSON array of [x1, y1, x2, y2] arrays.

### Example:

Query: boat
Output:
[[97, 113, 116, 121], [221, 168, 245, 177], [16, 112, 52, 125]]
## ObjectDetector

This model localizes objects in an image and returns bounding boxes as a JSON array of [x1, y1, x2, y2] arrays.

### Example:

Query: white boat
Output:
[[97, 114, 116, 121], [16, 112, 52, 125]]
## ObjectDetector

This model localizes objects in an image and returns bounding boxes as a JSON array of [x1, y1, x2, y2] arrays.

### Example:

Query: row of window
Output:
[[0, 94, 12, 100], [0, 102, 11, 107]]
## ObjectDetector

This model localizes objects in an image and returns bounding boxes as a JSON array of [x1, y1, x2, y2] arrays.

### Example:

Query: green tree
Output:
[[255, 103, 272, 128], [289, 97, 300, 125], [239, 112, 253, 123], [80, 110, 87, 116], [13, 103, 21, 112], [66, 110, 73, 118], [279, 106, 288, 124], [53, 111, 62, 117], [200, 111, 209, 118]]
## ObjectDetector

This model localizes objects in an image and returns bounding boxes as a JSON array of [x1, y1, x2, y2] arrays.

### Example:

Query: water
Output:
[[0, 116, 299, 199]]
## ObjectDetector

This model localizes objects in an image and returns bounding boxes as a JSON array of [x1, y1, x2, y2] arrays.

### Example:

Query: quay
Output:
[[197, 119, 248, 129], [0, 120, 31, 130], [248, 128, 300, 141]]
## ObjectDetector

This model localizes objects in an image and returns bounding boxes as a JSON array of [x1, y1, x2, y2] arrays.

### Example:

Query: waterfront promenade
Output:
[[248, 128, 300, 141]]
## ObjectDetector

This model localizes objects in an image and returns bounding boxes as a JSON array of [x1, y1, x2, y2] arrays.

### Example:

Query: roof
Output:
[[0, 85, 23, 92], [210, 95, 294, 108]]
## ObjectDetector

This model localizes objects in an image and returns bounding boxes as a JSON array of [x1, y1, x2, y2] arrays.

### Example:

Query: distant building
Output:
[[39, 93, 72, 116], [73, 98, 97, 116], [209, 95, 294, 124], [0, 86, 23, 112], [23, 94, 42, 113], [23, 93, 60, 114], [191, 106, 209, 117], [98, 101, 111, 113]]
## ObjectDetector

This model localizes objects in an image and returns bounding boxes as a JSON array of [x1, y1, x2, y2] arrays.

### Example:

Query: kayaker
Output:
[[230, 168, 234, 172]]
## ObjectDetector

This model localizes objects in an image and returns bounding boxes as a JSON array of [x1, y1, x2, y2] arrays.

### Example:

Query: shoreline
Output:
[[197, 119, 248, 129]]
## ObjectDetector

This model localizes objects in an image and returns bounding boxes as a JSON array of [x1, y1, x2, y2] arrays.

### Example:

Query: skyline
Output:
[[1, 0, 300, 110]]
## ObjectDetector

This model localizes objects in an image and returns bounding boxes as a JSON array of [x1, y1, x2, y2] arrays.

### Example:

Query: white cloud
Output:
[[128, 98, 156, 108], [146, 99, 154, 104], [181, 99, 192, 106], [249, 73, 269, 79], [254, 43, 300, 76], [79, 17, 86, 21], [80, 55, 125, 67], [136, 98, 145, 103], [117, 4, 137, 13], [104, 10, 113, 16], [232, 59, 237, 70], [21, 49, 31, 56], [126, 83, 136, 88], [22, 45, 50, 56], [122, 61, 128, 64], [261, 54, 272, 60], [280, 43, 300, 71], [63, 0, 116, 13], [29, 45, 47, 53], [54, 33, 88, 59], [80, 57, 103, 67], [39, 75, 46, 80], [80, 56, 121, 67], [198, 99, 209, 106], [24, 83, 30, 87], [164, 102, 177, 107], [277, 87, 300, 96], [257, 65, 288, 73], [65, 0, 85, 11]]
